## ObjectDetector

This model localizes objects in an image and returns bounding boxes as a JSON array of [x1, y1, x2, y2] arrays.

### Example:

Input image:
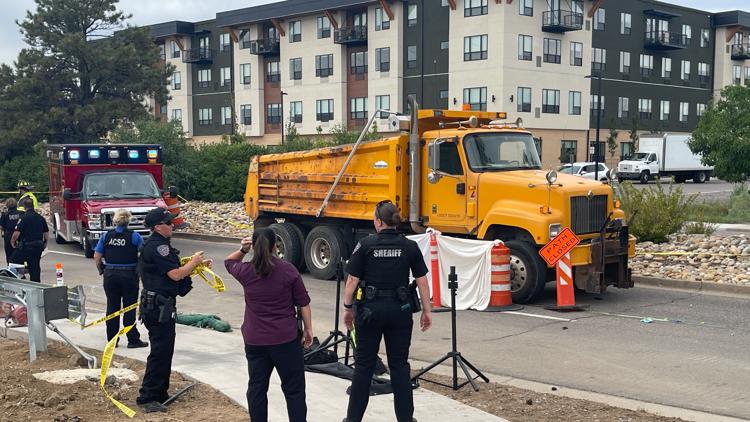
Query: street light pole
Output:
[[594, 73, 602, 181], [280, 91, 288, 145]]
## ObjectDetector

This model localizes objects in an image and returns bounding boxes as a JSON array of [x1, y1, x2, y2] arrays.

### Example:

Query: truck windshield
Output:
[[83, 173, 160, 199], [630, 153, 650, 161], [463, 132, 542, 172]]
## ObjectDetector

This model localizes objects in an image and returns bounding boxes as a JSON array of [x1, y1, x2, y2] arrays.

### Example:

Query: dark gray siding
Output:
[[190, 20, 234, 137]]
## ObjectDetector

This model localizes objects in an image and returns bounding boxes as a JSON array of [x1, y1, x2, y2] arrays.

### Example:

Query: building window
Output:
[[290, 58, 302, 80], [593, 8, 605, 31], [266, 61, 280, 82], [542, 89, 560, 114], [376, 47, 390, 72], [407, 45, 417, 69], [700, 29, 710, 47], [240, 31, 251, 49], [620, 13, 631, 35], [198, 69, 211, 88], [375, 7, 390, 30], [682, 25, 691, 44], [266, 104, 281, 124], [350, 51, 368, 74], [620, 142, 634, 160], [618, 97, 629, 119], [745, 66, 750, 83], [517, 87, 531, 112], [219, 33, 231, 52], [171, 71, 181, 90], [350, 97, 367, 120], [240, 64, 251, 85], [560, 140, 577, 164], [698, 62, 710, 83], [221, 106, 232, 125], [640, 54, 653, 77], [697, 103, 706, 117], [682, 60, 691, 81], [544, 38, 561, 64], [288, 20, 301, 43], [198, 108, 212, 126], [679, 102, 689, 122], [619, 51, 630, 73], [592, 47, 606, 71], [662, 57, 672, 78], [570, 42, 583, 66], [639, 98, 652, 120], [463, 87, 487, 111], [519, 0, 533, 16], [441, 41, 449, 50], [315, 54, 334, 77], [160, 104, 167, 115], [171, 109, 182, 122], [220, 67, 231, 87], [375, 95, 390, 118], [464, 35, 488, 61], [240, 105, 251, 125], [317, 16, 331, 38], [518, 35, 532, 61], [733, 65, 742, 85], [158, 43, 166, 60], [408, 4, 418, 26], [170, 41, 180, 58], [568, 91, 581, 115], [590, 95, 604, 117], [290, 101, 302, 123], [316, 99, 334, 122], [465, 0, 488, 17], [660, 100, 670, 121]]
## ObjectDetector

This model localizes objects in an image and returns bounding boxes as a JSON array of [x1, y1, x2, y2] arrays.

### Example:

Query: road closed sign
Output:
[[539, 227, 580, 267]]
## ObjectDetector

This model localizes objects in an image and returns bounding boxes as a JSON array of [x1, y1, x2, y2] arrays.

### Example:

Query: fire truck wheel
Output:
[[505, 240, 547, 304], [83, 235, 95, 259], [53, 221, 66, 244], [304, 226, 346, 280], [268, 223, 304, 270]]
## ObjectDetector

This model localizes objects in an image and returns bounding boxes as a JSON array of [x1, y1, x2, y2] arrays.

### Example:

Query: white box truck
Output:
[[617, 133, 713, 184]]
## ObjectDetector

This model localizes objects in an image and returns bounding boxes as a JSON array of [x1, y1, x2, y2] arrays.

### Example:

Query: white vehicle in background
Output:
[[559, 162, 612, 181], [617, 133, 713, 184]]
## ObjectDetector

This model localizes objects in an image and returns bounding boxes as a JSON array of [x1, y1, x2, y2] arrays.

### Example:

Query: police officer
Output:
[[1, 198, 21, 264], [136, 207, 207, 413], [342, 200, 432, 422], [17, 181, 38, 212], [93, 208, 148, 348], [10, 197, 48, 282]]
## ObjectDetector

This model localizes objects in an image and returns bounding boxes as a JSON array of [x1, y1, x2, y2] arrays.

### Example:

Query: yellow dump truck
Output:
[[245, 99, 635, 303]]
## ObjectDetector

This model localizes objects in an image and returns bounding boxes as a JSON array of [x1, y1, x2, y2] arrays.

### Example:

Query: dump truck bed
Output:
[[245, 136, 410, 222]]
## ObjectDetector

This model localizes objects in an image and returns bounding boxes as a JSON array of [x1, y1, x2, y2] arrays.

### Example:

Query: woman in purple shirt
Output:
[[225, 228, 313, 422]]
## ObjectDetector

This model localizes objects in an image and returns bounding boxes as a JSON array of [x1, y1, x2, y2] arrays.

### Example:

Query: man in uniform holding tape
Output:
[[136, 207, 207, 413]]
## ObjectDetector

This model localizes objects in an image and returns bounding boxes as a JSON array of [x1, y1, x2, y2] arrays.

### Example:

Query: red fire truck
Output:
[[48, 144, 174, 258]]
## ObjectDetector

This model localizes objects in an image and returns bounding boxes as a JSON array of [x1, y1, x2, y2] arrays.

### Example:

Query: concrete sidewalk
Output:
[[13, 316, 505, 422]]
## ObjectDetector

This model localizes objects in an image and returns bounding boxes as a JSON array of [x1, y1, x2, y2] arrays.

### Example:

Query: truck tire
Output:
[[304, 226, 346, 280], [693, 171, 707, 184], [674, 175, 686, 183], [505, 240, 547, 304], [82, 235, 94, 259], [639, 171, 650, 184], [288, 222, 308, 272], [53, 220, 67, 244], [269, 223, 305, 271]]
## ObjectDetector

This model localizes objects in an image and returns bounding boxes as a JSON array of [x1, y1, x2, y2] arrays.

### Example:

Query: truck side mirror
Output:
[[427, 140, 443, 184], [62, 188, 74, 200], [168, 186, 178, 199]]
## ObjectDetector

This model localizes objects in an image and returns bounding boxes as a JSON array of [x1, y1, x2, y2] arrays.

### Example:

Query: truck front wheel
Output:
[[639, 171, 650, 184], [505, 240, 547, 304], [269, 223, 305, 270], [82, 235, 94, 259], [304, 226, 347, 280]]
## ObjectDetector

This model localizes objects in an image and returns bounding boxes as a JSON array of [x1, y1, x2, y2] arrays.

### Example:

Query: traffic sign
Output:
[[539, 227, 580, 267]]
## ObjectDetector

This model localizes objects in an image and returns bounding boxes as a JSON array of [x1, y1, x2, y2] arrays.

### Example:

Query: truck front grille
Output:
[[103, 212, 149, 230], [571, 195, 608, 235]]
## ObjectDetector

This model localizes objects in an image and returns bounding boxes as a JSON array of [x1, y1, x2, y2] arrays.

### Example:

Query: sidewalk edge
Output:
[[634, 276, 750, 296]]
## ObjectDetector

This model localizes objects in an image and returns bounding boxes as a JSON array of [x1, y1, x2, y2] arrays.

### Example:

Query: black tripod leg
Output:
[[456, 357, 479, 392], [411, 354, 451, 382], [459, 356, 490, 383]]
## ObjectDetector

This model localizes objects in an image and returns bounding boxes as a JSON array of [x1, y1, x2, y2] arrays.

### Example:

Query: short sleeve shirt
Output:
[[15, 212, 48, 243], [94, 226, 144, 254], [346, 229, 428, 289]]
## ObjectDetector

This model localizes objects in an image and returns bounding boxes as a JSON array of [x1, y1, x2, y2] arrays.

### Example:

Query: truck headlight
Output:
[[86, 213, 101, 230], [549, 223, 562, 239]]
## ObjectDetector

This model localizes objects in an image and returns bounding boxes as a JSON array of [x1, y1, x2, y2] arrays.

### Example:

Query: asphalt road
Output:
[[9, 236, 750, 420], [625, 178, 737, 200]]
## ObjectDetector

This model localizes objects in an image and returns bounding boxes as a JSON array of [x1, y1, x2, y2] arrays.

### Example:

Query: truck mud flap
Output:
[[591, 236, 633, 289]]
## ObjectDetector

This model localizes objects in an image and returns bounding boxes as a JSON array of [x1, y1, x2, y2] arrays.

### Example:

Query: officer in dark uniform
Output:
[[93, 209, 148, 348], [10, 198, 48, 282], [342, 200, 433, 422], [1, 198, 21, 265], [136, 207, 207, 413]]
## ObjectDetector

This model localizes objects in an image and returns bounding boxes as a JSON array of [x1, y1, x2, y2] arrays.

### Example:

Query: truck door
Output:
[[424, 138, 468, 232]]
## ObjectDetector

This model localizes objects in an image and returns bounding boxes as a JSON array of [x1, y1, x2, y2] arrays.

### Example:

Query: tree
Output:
[[3, 0, 171, 154], [629, 117, 640, 152], [690, 85, 750, 183], [606, 124, 619, 161]]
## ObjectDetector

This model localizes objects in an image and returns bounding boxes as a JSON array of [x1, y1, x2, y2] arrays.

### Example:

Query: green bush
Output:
[[619, 181, 697, 243], [0, 143, 49, 202], [727, 184, 750, 222], [192, 142, 265, 202], [683, 220, 718, 236]]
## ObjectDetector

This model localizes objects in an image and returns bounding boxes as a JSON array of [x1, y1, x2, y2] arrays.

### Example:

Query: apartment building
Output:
[[712, 11, 750, 95]]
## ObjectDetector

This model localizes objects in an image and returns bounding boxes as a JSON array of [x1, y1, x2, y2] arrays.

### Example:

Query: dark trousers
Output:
[[10, 245, 43, 282], [347, 299, 414, 422], [3, 235, 14, 265], [103, 269, 141, 343], [137, 308, 176, 404], [245, 339, 307, 422]]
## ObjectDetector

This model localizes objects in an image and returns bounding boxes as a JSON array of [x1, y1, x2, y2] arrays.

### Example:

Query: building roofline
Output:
[[712, 10, 750, 28], [216, 0, 382, 28]]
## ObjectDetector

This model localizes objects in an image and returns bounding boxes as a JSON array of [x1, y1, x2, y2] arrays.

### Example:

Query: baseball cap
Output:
[[144, 207, 174, 228]]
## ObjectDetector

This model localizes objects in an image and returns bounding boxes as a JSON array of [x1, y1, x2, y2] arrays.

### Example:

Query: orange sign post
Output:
[[539, 228, 589, 312]]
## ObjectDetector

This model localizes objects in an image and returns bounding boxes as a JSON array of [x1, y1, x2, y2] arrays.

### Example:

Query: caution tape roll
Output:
[[638, 251, 749, 257], [101, 323, 137, 418], [71, 302, 140, 329], [180, 257, 226, 293]]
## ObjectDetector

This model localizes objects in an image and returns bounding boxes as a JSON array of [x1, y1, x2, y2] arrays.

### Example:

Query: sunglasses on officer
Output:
[[374, 199, 392, 221], [156, 220, 173, 227]]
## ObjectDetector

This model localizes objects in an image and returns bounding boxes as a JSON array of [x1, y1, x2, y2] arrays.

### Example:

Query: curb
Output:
[[172, 231, 243, 243], [634, 276, 750, 296]]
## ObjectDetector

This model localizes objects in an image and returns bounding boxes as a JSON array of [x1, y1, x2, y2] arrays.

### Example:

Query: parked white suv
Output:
[[559, 162, 612, 181]]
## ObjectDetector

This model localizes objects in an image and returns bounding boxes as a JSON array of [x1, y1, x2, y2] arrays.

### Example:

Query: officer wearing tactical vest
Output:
[[1, 198, 21, 264], [16, 181, 38, 212], [136, 207, 208, 413], [93, 209, 148, 349], [342, 200, 433, 422]]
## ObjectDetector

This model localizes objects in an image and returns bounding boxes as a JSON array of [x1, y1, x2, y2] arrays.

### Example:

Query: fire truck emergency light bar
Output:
[[53, 144, 162, 166]]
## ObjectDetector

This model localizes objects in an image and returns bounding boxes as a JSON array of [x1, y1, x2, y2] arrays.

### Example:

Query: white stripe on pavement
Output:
[[502, 311, 573, 322], [45, 250, 85, 258]]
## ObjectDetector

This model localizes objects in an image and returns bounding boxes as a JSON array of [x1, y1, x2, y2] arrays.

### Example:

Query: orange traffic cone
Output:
[[483, 242, 523, 312], [545, 252, 588, 312], [163, 195, 188, 229], [429, 231, 450, 313]]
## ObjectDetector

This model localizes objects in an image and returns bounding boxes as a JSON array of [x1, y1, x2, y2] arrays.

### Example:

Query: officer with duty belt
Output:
[[343, 200, 433, 422], [10, 197, 47, 282], [136, 207, 208, 413], [93, 208, 148, 348]]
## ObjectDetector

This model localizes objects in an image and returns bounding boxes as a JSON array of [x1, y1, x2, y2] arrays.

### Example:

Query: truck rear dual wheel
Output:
[[505, 240, 547, 304], [304, 226, 347, 280], [693, 171, 707, 184], [268, 223, 305, 271]]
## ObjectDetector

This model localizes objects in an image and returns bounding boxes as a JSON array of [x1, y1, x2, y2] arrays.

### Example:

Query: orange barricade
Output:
[[163, 195, 188, 229], [483, 242, 523, 312], [430, 231, 441, 308], [544, 252, 588, 312]]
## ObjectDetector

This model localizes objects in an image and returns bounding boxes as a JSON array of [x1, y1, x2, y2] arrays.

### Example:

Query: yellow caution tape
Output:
[[174, 194, 254, 231], [101, 322, 138, 418], [70, 302, 140, 329], [638, 251, 749, 257], [180, 257, 226, 293]]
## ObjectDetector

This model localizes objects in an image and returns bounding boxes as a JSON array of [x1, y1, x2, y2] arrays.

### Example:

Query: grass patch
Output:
[[687, 185, 750, 224]]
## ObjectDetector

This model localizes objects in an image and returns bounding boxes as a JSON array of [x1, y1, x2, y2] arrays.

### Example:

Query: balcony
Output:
[[731, 44, 750, 60], [334, 25, 367, 45], [248, 38, 280, 56], [182, 48, 213, 63], [644, 30, 689, 50], [542, 10, 583, 33]]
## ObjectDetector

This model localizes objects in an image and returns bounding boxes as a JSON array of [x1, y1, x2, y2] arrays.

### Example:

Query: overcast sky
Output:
[[1, 0, 748, 66]]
